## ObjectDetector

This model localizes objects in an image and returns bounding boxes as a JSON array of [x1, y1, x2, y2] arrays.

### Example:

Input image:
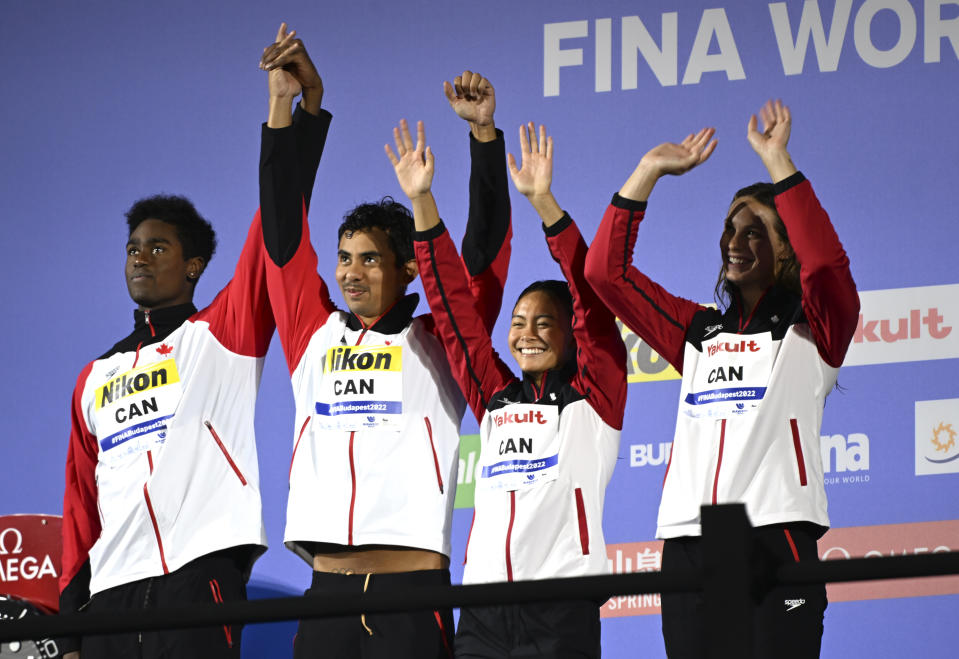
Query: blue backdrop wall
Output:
[[1, 1, 957, 656]]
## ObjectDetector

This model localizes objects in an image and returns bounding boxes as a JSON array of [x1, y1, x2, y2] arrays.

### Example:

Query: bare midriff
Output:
[[311, 543, 449, 574]]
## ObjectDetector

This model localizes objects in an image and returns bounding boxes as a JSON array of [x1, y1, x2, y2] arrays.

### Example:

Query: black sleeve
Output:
[[260, 107, 332, 267], [460, 129, 510, 276]]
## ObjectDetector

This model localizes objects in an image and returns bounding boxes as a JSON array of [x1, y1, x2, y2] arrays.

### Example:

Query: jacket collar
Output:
[[133, 302, 197, 333], [344, 293, 419, 334]]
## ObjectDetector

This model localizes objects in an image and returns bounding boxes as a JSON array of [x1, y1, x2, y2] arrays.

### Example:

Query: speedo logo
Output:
[[96, 359, 179, 410], [324, 345, 401, 373], [784, 599, 805, 612], [706, 339, 761, 357], [491, 409, 549, 427]]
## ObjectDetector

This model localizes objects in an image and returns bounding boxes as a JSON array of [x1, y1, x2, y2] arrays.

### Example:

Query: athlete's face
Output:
[[125, 219, 202, 311], [336, 228, 416, 326], [508, 291, 574, 386], [719, 197, 787, 297]]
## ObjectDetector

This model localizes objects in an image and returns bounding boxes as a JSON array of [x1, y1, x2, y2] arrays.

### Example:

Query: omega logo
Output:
[[0, 528, 24, 555]]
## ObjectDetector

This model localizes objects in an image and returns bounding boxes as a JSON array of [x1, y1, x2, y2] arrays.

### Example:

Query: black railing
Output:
[[2, 505, 957, 658]]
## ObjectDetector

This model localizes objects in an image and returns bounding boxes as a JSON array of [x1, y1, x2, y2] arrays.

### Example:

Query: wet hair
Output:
[[338, 197, 415, 266], [126, 195, 217, 268], [513, 280, 577, 374], [713, 182, 800, 308]]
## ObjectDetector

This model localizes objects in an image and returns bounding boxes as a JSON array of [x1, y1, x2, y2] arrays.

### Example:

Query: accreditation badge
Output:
[[478, 404, 560, 491], [314, 344, 404, 431], [93, 358, 183, 463], [682, 332, 776, 419]]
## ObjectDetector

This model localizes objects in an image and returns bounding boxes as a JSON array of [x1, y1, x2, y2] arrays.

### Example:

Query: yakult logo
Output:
[[491, 409, 549, 427], [853, 308, 951, 343], [844, 285, 959, 366], [706, 339, 761, 357]]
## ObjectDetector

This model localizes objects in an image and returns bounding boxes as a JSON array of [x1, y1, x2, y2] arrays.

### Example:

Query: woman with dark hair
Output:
[[584, 100, 859, 658], [387, 119, 626, 658]]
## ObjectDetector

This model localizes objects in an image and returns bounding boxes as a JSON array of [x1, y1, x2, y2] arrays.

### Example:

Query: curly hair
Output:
[[338, 197, 415, 265], [125, 194, 217, 267]]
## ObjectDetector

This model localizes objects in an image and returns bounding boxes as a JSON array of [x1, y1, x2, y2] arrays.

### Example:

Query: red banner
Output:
[[601, 519, 959, 618], [0, 514, 62, 613]]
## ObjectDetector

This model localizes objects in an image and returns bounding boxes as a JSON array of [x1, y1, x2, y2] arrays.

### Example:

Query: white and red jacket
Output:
[[260, 115, 512, 563], [415, 215, 627, 583], [585, 173, 859, 538], [61, 218, 273, 602]]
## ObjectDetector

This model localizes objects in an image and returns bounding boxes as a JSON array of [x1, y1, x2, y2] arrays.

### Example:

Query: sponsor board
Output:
[[820, 520, 959, 602], [631, 432, 870, 484], [844, 284, 958, 366], [915, 398, 959, 475], [601, 520, 959, 618], [454, 434, 481, 509], [618, 321, 681, 384], [0, 515, 61, 613], [602, 541, 665, 617]]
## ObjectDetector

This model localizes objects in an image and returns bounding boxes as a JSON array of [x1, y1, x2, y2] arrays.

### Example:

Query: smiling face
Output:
[[336, 227, 416, 326], [125, 219, 203, 311], [719, 197, 788, 300], [508, 290, 574, 385]]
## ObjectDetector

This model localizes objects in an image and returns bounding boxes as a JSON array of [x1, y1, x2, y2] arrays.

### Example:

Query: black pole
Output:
[[702, 503, 754, 659]]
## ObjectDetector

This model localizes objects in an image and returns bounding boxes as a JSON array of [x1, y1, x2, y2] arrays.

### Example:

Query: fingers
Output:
[[443, 80, 456, 105], [519, 122, 531, 157], [415, 120, 427, 153], [275, 22, 287, 43], [385, 144, 399, 167], [507, 152, 520, 179], [449, 70, 489, 100], [538, 124, 548, 156], [261, 31, 299, 70]]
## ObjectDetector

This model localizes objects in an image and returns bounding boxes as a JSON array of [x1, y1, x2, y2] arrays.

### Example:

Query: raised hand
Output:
[[508, 122, 553, 200], [507, 122, 564, 226], [260, 23, 324, 113], [638, 128, 717, 178], [385, 119, 434, 200], [618, 128, 716, 202], [747, 99, 796, 182], [443, 70, 496, 141]]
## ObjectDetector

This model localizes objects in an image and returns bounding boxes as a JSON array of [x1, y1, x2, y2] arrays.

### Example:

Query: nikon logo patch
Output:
[[324, 346, 401, 373], [96, 359, 180, 410]]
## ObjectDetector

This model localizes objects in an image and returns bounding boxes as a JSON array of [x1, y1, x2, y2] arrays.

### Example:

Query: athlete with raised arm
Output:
[[259, 25, 511, 658], [584, 101, 859, 658], [388, 119, 626, 658]]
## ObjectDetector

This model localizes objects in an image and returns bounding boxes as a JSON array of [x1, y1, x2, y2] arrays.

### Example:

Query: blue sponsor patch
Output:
[[100, 414, 174, 452], [684, 387, 767, 406], [315, 401, 403, 416], [481, 454, 559, 479]]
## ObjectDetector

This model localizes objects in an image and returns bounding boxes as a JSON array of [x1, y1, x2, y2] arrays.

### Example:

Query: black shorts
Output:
[[293, 568, 454, 659], [81, 549, 248, 659], [660, 523, 827, 659], [455, 600, 601, 659]]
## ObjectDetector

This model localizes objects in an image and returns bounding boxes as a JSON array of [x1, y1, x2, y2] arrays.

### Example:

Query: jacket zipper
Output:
[[505, 490, 516, 582], [139, 577, 154, 645], [424, 417, 444, 494], [790, 419, 808, 486], [289, 416, 311, 480], [142, 484, 169, 574], [574, 488, 590, 555], [348, 431, 357, 545], [711, 419, 727, 505], [204, 421, 247, 485]]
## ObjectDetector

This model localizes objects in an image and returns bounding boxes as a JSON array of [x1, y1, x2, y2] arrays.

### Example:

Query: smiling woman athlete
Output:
[[387, 119, 626, 658], [584, 101, 860, 658]]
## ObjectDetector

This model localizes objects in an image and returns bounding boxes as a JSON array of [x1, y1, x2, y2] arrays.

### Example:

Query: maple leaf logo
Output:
[[156, 343, 174, 356]]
